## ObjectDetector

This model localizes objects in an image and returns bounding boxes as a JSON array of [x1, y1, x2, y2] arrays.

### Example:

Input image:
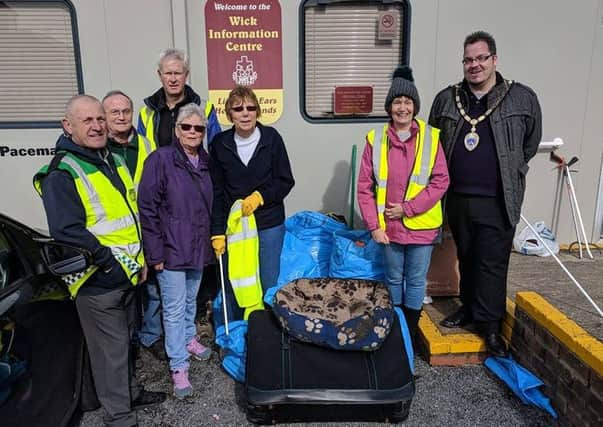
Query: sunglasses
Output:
[[230, 105, 258, 112], [179, 123, 206, 133]]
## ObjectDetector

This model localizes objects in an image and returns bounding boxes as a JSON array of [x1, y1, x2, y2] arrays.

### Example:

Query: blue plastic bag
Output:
[[484, 355, 557, 418], [264, 211, 348, 305], [329, 229, 385, 280], [215, 320, 248, 383]]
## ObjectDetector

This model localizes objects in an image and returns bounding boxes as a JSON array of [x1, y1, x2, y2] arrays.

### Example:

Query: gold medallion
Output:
[[453, 80, 513, 152]]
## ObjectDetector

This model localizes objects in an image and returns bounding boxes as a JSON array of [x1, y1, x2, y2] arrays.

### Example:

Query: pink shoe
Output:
[[187, 337, 212, 361], [171, 369, 192, 399]]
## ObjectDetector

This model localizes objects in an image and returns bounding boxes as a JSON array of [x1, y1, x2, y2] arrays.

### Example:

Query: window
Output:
[[0, 1, 83, 128], [301, 0, 410, 122]]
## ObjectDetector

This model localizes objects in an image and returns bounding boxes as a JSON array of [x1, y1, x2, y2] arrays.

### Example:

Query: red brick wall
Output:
[[510, 297, 602, 427]]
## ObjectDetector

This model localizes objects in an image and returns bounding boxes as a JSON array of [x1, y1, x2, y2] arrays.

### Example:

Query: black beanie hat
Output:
[[384, 65, 420, 115]]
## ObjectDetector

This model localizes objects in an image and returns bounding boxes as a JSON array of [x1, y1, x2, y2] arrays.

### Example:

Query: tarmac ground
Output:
[[80, 251, 603, 426]]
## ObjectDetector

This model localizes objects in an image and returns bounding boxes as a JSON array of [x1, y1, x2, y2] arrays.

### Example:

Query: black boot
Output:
[[402, 306, 422, 350]]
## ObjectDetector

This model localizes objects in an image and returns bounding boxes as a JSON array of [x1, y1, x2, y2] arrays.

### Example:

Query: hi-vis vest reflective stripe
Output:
[[367, 119, 443, 231], [133, 133, 156, 187], [139, 101, 214, 147], [34, 152, 144, 297], [226, 199, 263, 320]]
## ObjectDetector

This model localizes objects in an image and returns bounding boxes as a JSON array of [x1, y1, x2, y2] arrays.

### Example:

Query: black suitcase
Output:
[[245, 310, 414, 424]]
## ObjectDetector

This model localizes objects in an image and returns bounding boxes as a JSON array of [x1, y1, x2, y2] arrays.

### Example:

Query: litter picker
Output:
[[349, 144, 357, 228], [218, 253, 229, 335], [550, 152, 594, 259], [520, 214, 603, 318]]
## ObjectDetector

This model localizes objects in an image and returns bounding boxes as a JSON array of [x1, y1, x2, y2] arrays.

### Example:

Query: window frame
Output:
[[299, 0, 411, 124], [0, 0, 84, 129], [0, 224, 29, 300]]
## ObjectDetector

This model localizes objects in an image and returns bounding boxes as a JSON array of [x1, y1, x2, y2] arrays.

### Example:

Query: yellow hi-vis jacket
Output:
[[34, 152, 144, 297], [138, 101, 214, 147], [367, 119, 443, 231], [132, 133, 157, 188], [226, 199, 264, 319]]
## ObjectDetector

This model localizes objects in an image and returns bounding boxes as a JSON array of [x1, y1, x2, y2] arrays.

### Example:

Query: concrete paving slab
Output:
[[507, 252, 602, 341]]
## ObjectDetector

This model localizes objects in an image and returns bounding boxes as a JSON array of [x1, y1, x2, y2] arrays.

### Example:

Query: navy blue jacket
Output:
[[137, 140, 213, 270], [209, 124, 295, 235], [37, 135, 133, 294]]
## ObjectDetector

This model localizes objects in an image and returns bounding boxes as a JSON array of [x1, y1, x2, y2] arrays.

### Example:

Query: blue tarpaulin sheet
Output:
[[484, 355, 557, 418]]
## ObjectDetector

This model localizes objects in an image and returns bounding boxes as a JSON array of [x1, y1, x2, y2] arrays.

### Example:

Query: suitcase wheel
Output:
[[246, 403, 274, 425], [386, 400, 411, 424]]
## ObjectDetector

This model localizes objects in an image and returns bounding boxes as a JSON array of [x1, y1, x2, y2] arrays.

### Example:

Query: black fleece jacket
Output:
[[209, 124, 294, 235], [143, 85, 201, 147]]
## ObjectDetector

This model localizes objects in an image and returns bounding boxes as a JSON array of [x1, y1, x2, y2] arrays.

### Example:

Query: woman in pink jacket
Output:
[[357, 66, 449, 340]]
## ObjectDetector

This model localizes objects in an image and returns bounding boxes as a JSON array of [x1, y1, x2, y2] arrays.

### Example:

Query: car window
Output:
[[0, 229, 25, 290]]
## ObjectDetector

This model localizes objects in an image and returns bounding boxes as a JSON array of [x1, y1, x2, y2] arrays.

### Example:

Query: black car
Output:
[[0, 213, 98, 427]]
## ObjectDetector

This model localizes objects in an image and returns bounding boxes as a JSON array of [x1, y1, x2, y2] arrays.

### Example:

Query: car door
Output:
[[0, 214, 93, 427], [0, 214, 68, 313], [0, 218, 35, 315]]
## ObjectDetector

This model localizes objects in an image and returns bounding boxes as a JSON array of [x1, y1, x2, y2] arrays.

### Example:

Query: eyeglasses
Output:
[[179, 123, 206, 133], [462, 53, 493, 65], [108, 108, 132, 117], [230, 105, 258, 112]]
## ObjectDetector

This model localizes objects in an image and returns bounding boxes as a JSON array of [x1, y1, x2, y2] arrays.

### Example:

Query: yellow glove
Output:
[[211, 235, 226, 257], [241, 191, 264, 216]]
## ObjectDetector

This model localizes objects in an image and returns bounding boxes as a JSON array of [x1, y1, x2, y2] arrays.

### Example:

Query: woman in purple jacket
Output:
[[357, 67, 449, 342], [138, 103, 213, 399]]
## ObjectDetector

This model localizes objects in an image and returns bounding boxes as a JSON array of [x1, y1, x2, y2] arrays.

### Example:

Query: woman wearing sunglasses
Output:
[[138, 103, 213, 398], [209, 85, 294, 319]]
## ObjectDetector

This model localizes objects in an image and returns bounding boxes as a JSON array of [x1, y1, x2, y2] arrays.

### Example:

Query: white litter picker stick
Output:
[[564, 157, 594, 259], [218, 253, 230, 335], [520, 214, 603, 318], [564, 164, 583, 258]]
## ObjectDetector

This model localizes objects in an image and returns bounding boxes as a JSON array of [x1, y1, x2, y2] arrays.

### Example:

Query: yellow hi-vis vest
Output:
[[34, 152, 144, 297], [132, 133, 156, 187], [226, 199, 264, 320], [138, 101, 214, 147], [367, 119, 443, 231]]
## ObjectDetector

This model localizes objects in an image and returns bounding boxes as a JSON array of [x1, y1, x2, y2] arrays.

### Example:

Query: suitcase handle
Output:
[[280, 330, 292, 389]]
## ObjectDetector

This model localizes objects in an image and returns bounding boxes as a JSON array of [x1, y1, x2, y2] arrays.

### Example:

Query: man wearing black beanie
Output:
[[428, 31, 542, 357]]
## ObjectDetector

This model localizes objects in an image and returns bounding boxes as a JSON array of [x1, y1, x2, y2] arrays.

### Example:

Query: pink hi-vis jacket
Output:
[[357, 120, 450, 245]]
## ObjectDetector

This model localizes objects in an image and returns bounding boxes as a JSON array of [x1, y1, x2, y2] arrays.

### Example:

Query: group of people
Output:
[[359, 30, 541, 357], [35, 48, 294, 426], [34, 29, 541, 427]]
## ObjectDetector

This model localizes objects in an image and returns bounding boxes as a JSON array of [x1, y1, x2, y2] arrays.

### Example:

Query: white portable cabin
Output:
[[1, 0, 602, 245]]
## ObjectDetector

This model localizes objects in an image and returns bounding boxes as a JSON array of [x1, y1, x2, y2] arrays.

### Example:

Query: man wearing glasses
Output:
[[104, 91, 155, 188], [428, 31, 542, 357], [103, 90, 168, 363]]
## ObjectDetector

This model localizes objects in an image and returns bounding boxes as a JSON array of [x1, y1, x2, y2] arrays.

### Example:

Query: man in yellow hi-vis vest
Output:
[[136, 47, 221, 148], [102, 90, 168, 363], [35, 95, 165, 426], [103, 90, 156, 188]]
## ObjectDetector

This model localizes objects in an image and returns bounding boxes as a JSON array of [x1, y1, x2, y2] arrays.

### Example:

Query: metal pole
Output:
[[564, 166, 583, 258], [565, 165, 594, 259], [520, 214, 603, 317], [218, 253, 230, 335]]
